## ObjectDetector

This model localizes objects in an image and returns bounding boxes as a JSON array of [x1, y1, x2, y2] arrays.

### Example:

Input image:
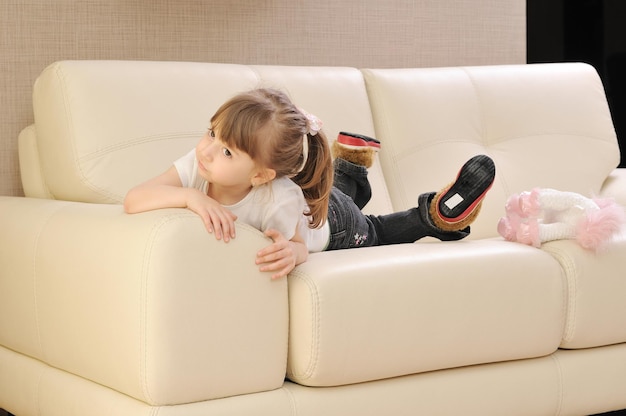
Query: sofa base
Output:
[[2, 344, 626, 416]]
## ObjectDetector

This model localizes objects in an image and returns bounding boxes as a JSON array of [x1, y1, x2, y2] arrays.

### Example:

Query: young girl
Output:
[[124, 88, 495, 279]]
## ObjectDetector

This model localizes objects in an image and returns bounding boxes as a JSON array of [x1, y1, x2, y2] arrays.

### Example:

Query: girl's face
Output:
[[195, 128, 261, 191]]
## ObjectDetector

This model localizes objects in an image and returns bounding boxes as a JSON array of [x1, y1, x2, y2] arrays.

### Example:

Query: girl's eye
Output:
[[208, 128, 215, 138], [222, 148, 232, 157]]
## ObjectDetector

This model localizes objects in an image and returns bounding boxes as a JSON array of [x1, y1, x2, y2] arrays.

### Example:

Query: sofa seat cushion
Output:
[[543, 228, 626, 349], [286, 239, 565, 387]]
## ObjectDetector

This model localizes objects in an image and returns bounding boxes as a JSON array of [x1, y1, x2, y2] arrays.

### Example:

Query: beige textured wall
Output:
[[0, 0, 526, 196]]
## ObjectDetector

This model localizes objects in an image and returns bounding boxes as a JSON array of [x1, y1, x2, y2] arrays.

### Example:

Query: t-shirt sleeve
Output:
[[173, 149, 196, 188], [261, 179, 306, 241]]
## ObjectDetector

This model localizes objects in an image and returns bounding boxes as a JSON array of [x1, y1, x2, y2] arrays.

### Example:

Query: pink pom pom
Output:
[[505, 188, 542, 218], [593, 197, 617, 209], [498, 216, 517, 241], [519, 188, 542, 217], [516, 218, 540, 247], [576, 200, 625, 251], [505, 194, 525, 217]]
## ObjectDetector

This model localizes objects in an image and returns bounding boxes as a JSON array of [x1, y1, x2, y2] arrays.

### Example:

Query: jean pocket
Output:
[[328, 229, 347, 251]]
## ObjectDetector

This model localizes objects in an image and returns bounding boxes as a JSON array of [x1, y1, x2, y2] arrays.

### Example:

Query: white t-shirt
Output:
[[174, 149, 330, 252]]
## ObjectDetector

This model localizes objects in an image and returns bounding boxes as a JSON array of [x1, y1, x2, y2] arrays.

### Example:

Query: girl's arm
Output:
[[256, 227, 308, 279], [124, 166, 194, 213], [124, 166, 237, 241]]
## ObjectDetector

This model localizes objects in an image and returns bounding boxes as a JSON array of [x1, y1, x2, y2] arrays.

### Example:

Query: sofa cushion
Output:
[[286, 240, 565, 387], [31, 61, 258, 203], [26, 60, 393, 215], [362, 63, 620, 239]]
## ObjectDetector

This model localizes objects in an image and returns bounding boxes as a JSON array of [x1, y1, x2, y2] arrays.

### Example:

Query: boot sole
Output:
[[337, 132, 381, 151], [436, 155, 496, 223]]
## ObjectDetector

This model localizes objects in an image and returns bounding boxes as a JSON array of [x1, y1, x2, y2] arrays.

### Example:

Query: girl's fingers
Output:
[[202, 210, 237, 242], [260, 257, 289, 275]]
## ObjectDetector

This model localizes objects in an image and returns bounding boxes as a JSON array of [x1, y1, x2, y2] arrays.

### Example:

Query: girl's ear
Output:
[[252, 168, 276, 186]]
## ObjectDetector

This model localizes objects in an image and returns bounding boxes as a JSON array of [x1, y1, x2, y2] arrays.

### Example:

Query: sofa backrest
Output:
[[363, 63, 620, 239], [20, 60, 394, 214], [21, 61, 620, 239]]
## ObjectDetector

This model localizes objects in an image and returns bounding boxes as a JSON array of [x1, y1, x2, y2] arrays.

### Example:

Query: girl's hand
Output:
[[186, 191, 237, 242], [256, 228, 307, 279], [123, 165, 237, 241]]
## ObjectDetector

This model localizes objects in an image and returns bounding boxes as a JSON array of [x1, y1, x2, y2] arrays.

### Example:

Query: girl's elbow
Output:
[[123, 187, 148, 213], [123, 196, 138, 214], [123, 202, 133, 214]]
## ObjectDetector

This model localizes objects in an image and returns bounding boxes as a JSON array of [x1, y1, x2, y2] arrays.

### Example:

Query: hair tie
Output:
[[298, 108, 323, 136]]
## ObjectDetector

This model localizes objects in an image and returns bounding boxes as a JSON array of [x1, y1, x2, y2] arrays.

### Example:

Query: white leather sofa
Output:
[[1, 60, 626, 416]]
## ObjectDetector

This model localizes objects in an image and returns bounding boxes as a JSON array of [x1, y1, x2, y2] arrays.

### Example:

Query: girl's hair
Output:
[[210, 88, 333, 228]]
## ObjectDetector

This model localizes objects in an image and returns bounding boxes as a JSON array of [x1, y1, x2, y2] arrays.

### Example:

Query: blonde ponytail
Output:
[[293, 131, 333, 228]]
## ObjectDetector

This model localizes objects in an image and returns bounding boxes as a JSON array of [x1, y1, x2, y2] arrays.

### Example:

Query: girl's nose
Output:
[[200, 141, 217, 159]]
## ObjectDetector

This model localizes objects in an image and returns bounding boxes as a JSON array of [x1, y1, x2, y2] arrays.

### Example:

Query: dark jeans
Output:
[[325, 158, 469, 251]]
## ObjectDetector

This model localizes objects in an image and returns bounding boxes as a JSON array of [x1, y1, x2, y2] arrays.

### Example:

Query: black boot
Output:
[[419, 192, 470, 241]]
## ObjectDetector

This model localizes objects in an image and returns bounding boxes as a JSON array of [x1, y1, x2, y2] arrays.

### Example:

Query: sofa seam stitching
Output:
[[139, 211, 199, 405], [549, 353, 565, 416], [32, 201, 72, 364], [287, 271, 320, 382], [544, 246, 577, 345]]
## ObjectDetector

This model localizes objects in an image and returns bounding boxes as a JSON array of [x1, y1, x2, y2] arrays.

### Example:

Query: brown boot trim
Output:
[[429, 188, 483, 232], [331, 141, 375, 168]]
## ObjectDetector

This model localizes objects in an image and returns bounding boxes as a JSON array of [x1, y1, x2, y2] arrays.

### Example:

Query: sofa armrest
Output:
[[18, 125, 54, 199], [600, 167, 626, 205], [0, 197, 288, 406]]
